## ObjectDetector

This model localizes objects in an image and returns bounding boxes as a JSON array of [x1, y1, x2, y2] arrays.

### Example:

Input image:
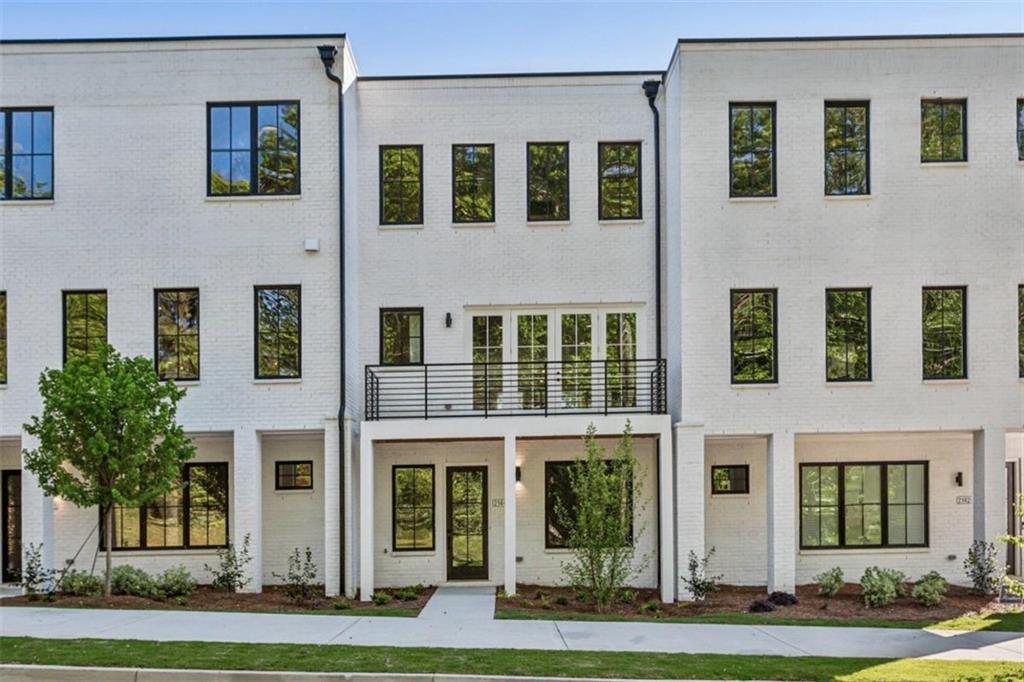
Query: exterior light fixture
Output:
[[445, 312, 453, 328], [515, 466, 522, 483], [954, 472, 963, 487]]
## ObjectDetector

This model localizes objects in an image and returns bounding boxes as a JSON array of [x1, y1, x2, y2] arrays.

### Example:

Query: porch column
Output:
[[675, 423, 704, 601], [766, 431, 796, 594], [503, 434, 517, 596], [19, 430, 55, 584], [232, 427, 262, 592], [358, 432, 374, 601], [658, 426, 676, 603], [973, 428, 1006, 546], [322, 416, 340, 596]]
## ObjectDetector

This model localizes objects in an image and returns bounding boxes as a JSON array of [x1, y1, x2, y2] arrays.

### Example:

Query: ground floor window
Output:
[[800, 461, 927, 549], [392, 465, 435, 551], [711, 465, 749, 494], [275, 461, 313, 490]]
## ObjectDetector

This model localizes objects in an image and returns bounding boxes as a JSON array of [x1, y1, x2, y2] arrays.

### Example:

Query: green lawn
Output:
[[2, 637, 1022, 682]]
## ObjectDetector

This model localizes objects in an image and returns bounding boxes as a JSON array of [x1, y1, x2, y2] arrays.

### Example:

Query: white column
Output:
[[232, 427, 262, 592], [973, 428, 1006, 546], [766, 431, 796, 594], [322, 416, 341, 596], [358, 431, 374, 601], [19, 430, 55, 584], [503, 434, 517, 596], [658, 426, 676, 603], [675, 423, 704, 601], [343, 416, 357, 599]]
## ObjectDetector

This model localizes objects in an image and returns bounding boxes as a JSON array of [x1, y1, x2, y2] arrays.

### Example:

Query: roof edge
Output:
[[0, 32, 345, 45], [358, 69, 662, 82], [676, 32, 1024, 45]]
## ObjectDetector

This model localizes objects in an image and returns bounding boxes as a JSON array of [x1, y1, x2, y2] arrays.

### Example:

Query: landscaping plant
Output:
[[814, 566, 844, 598], [19, 543, 53, 600], [205, 533, 253, 593], [371, 590, 391, 606], [767, 591, 798, 606], [911, 571, 948, 607], [156, 566, 196, 598], [393, 587, 419, 602], [748, 599, 775, 613], [860, 566, 907, 608], [681, 547, 722, 600], [273, 547, 320, 605], [999, 494, 1024, 598], [58, 569, 104, 597], [963, 540, 1001, 596], [22, 343, 194, 597], [111, 565, 158, 598]]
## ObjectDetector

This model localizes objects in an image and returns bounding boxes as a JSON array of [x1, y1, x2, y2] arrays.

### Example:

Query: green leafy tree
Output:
[[22, 344, 194, 596], [1001, 494, 1024, 598]]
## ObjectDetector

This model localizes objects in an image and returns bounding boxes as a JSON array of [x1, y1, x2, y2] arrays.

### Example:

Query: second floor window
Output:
[[729, 103, 775, 197], [380, 145, 423, 225], [155, 289, 199, 381], [208, 102, 299, 195], [0, 292, 6, 384], [826, 288, 871, 382], [380, 308, 423, 365], [527, 142, 569, 221], [922, 286, 966, 380], [63, 290, 107, 364], [824, 102, 869, 195], [1, 108, 53, 200], [453, 144, 495, 223], [921, 99, 966, 162], [599, 142, 641, 219], [730, 289, 777, 383], [255, 285, 301, 379], [472, 315, 503, 410]]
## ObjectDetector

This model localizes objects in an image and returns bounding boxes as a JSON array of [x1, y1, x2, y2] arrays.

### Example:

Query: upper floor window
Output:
[[598, 142, 641, 220], [824, 102, 869, 195], [380, 308, 423, 365], [453, 144, 495, 223], [1, 108, 53, 200], [729, 103, 775, 197], [921, 99, 966, 162], [0, 291, 6, 384], [63, 290, 107, 364], [208, 102, 299, 196], [1017, 99, 1023, 161], [155, 289, 199, 381], [527, 142, 569, 221], [1018, 285, 1023, 378], [730, 289, 777, 383], [922, 286, 966, 380], [826, 288, 871, 382], [380, 145, 423, 225], [254, 285, 301, 379]]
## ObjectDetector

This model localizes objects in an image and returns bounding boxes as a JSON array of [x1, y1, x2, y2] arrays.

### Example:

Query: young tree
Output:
[[558, 421, 646, 611], [23, 343, 194, 596], [1001, 494, 1023, 598]]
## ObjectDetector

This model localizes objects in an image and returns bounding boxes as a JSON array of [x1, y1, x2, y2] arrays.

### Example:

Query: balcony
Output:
[[365, 359, 666, 420]]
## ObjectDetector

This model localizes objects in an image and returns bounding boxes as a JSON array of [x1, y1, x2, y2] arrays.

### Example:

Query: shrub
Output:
[[767, 591, 798, 607], [394, 587, 419, 602], [681, 547, 722, 600], [912, 571, 948, 607], [411, 583, 426, 595], [534, 589, 549, 600], [111, 565, 157, 598], [619, 588, 638, 604], [539, 594, 553, 609], [204, 533, 252, 593], [554, 595, 569, 606], [371, 590, 391, 606], [59, 569, 103, 597], [964, 540, 1001, 596], [860, 566, 907, 608], [814, 566, 844, 598], [333, 599, 352, 610], [638, 599, 661, 615], [156, 566, 196, 598], [748, 599, 775, 613], [272, 547, 320, 605], [20, 543, 54, 599]]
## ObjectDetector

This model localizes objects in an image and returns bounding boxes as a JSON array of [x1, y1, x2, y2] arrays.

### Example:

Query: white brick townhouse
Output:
[[0, 32, 1021, 602]]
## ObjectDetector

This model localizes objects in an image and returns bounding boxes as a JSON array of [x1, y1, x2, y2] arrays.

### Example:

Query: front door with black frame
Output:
[[447, 466, 488, 580], [2, 470, 22, 583], [1007, 461, 1019, 576]]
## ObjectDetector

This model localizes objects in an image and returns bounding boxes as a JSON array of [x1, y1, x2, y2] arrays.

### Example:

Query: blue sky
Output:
[[1, 1, 1020, 75]]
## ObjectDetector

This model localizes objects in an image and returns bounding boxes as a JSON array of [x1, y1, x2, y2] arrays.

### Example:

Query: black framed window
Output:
[[63, 290, 107, 364], [155, 289, 199, 381], [711, 465, 749, 494], [208, 102, 299, 196], [800, 462, 927, 549], [598, 142, 641, 220], [921, 99, 967, 162], [380, 308, 423, 365], [826, 288, 871, 382], [1018, 100, 1024, 161], [729, 103, 775, 197], [730, 289, 777, 383], [392, 465, 434, 551], [527, 142, 569, 221], [104, 462, 228, 550], [824, 102, 869, 195], [472, 315, 503, 410], [255, 285, 301, 379], [1, 108, 53, 200], [453, 144, 494, 223], [275, 461, 313, 491], [380, 145, 423, 225], [1018, 285, 1023, 378], [0, 291, 6, 384], [545, 460, 633, 549], [922, 286, 966, 380]]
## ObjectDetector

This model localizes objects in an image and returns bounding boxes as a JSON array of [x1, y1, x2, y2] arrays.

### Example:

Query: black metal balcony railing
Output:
[[365, 359, 666, 420]]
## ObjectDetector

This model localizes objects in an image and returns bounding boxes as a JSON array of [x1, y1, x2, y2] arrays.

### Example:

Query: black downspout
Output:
[[318, 44, 345, 595]]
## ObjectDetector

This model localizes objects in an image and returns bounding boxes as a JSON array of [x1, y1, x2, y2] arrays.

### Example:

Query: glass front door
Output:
[[2, 470, 21, 583], [446, 466, 488, 580]]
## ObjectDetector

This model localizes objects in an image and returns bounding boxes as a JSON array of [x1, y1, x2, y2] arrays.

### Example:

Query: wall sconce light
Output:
[[954, 472, 963, 487], [445, 312, 453, 328], [515, 466, 522, 483]]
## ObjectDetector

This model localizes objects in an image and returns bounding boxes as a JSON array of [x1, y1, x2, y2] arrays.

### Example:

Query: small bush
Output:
[[204, 533, 252, 593], [111, 565, 158, 598], [156, 566, 196, 598], [619, 589, 638, 604], [748, 599, 776, 613], [535, 589, 549, 600], [412, 583, 426, 595], [554, 595, 569, 606], [912, 571, 948, 607], [272, 547, 320, 605], [371, 590, 391, 606], [814, 566, 844, 598], [638, 599, 662, 615], [333, 599, 352, 610], [964, 540, 1001, 596], [767, 591, 798, 607], [539, 594, 553, 610], [860, 566, 907, 608], [59, 569, 103, 597], [20, 543, 54, 599], [682, 547, 723, 600], [394, 587, 419, 602]]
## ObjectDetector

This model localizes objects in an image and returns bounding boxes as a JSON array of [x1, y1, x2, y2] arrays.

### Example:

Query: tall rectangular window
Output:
[[729, 103, 775, 197], [826, 288, 871, 382], [472, 315, 503, 410], [63, 291, 107, 364], [452, 144, 494, 223], [1018, 99, 1023, 161], [527, 142, 569, 221], [0, 292, 6, 384], [154, 289, 199, 381], [208, 102, 299, 195], [731, 289, 777, 383], [824, 102, 869, 195], [1018, 285, 1023, 378], [380, 145, 423, 225], [598, 142, 641, 219], [254, 285, 301, 379], [606, 312, 637, 407], [380, 308, 423, 365], [517, 314, 548, 409], [560, 313, 592, 408], [922, 286, 966, 380], [921, 99, 967, 162], [392, 465, 434, 551], [1, 108, 53, 200]]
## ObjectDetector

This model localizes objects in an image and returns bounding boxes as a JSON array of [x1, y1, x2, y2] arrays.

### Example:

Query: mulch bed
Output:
[[0, 584, 435, 615], [499, 583, 1006, 623]]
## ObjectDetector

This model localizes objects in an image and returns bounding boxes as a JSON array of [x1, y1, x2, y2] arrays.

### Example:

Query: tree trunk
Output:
[[104, 503, 113, 598]]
